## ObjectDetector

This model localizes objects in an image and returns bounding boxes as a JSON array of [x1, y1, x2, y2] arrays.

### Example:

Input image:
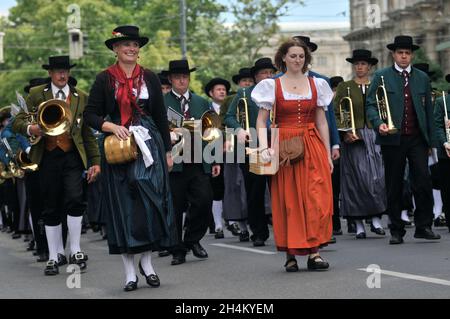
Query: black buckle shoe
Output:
[[37, 252, 49, 263], [190, 243, 208, 259], [138, 261, 160, 287], [69, 252, 88, 270], [214, 229, 224, 239], [307, 255, 329, 271], [284, 258, 299, 272], [227, 223, 241, 236], [123, 276, 138, 292], [389, 234, 404, 245], [414, 228, 441, 240], [57, 253, 68, 266], [370, 225, 386, 236], [356, 232, 366, 239], [44, 260, 59, 276], [239, 231, 250, 242], [171, 252, 186, 266]]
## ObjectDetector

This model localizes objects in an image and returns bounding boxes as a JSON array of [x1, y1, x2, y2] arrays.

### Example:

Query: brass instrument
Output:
[[0, 138, 24, 178], [237, 88, 250, 133], [376, 76, 398, 134], [338, 87, 357, 136], [442, 91, 450, 143], [36, 99, 72, 137], [0, 162, 8, 183], [16, 150, 38, 172]]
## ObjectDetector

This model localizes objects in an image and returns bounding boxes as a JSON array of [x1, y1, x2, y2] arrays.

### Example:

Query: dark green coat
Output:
[[163, 91, 212, 174], [334, 80, 372, 129], [366, 66, 435, 146], [433, 95, 450, 159], [224, 85, 258, 130], [12, 83, 101, 168]]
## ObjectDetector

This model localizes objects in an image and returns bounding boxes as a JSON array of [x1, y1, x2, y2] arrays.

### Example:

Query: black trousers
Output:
[[26, 170, 48, 254], [170, 164, 213, 253], [40, 149, 85, 227], [438, 158, 450, 229], [4, 179, 19, 232], [331, 158, 342, 231], [381, 135, 434, 236], [240, 163, 269, 241]]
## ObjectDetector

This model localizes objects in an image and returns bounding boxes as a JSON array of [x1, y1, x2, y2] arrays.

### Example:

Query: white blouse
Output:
[[251, 77, 333, 111]]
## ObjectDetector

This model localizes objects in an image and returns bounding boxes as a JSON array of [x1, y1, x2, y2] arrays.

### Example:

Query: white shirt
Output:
[[211, 102, 221, 115], [51, 83, 70, 101], [171, 89, 190, 113], [394, 63, 412, 75]]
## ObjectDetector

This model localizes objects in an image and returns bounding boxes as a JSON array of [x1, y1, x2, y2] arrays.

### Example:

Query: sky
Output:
[[0, 0, 350, 23]]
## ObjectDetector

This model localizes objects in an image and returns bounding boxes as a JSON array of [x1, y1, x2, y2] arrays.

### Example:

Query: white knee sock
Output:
[[212, 201, 223, 231], [239, 221, 248, 232], [67, 215, 82, 255], [433, 190, 443, 220], [140, 252, 156, 276], [121, 254, 136, 284], [45, 224, 63, 262], [401, 210, 410, 222], [355, 220, 365, 234], [371, 217, 383, 229]]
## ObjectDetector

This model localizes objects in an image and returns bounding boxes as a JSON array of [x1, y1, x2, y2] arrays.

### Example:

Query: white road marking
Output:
[[210, 243, 277, 255], [358, 267, 450, 287]]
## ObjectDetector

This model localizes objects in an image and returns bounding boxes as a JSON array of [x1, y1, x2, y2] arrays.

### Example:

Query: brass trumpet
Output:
[[237, 88, 250, 133], [338, 87, 357, 136], [376, 76, 398, 134]]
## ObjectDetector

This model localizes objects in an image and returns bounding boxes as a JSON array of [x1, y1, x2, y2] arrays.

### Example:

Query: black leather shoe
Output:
[[370, 225, 386, 236], [253, 238, 265, 247], [11, 233, 21, 239], [26, 240, 36, 251], [44, 260, 59, 276], [333, 229, 343, 236], [227, 223, 241, 236], [69, 252, 88, 270], [158, 250, 171, 257], [284, 258, 298, 272], [389, 234, 404, 245], [37, 252, 49, 262], [239, 231, 250, 242], [171, 252, 186, 266], [356, 232, 366, 239], [307, 255, 329, 271], [190, 243, 208, 259], [138, 261, 160, 287], [214, 229, 224, 239], [414, 228, 441, 240], [57, 253, 68, 266], [123, 276, 138, 292]]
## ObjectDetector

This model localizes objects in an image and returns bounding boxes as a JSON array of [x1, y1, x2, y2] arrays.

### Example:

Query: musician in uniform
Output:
[[366, 36, 439, 244], [164, 59, 221, 265], [13, 55, 101, 275], [334, 49, 386, 239]]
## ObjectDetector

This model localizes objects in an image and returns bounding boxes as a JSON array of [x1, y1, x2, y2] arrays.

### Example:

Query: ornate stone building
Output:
[[344, 0, 450, 72]]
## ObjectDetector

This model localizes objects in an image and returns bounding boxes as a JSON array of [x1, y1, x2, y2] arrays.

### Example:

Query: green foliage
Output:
[[413, 48, 448, 91]]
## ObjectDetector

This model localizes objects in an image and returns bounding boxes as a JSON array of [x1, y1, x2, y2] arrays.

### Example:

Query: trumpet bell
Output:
[[201, 110, 222, 142], [16, 151, 38, 172], [37, 99, 72, 136]]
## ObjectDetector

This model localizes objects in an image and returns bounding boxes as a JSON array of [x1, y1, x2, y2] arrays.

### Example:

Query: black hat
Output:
[[387, 35, 420, 51], [413, 63, 435, 77], [42, 56, 76, 70], [346, 49, 378, 65], [158, 70, 171, 86], [330, 76, 344, 90], [204, 78, 231, 97], [251, 58, 277, 76], [293, 35, 318, 52], [232, 68, 253, 85], [24, 77, 49, 93], [105, 25, 149, 51], [445, 74, 450, 83], [167, 60, 196, 74]]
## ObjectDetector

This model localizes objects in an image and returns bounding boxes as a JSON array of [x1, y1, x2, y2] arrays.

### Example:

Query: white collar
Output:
[[172, 89, 190, 101], [394, 63, 411, 74], [51, 83, 70, 100], [211, 101, 221, 114]]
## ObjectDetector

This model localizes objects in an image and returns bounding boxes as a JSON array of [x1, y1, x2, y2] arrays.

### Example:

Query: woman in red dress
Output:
[[253, 39, 334, 272]]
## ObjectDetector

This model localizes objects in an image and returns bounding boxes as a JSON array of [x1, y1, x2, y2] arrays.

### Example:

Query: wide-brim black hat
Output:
[[330, 76, 344, 90], [42, 55, 76, 70], [24, 77, 49, 93], [293, 35, 318, 52], [204, 78, 231, 97], [387, 35, 420, 51], [167, 60, 197, 74], [413, 63, 435, 77], [105, 25, 149, 51], [251, 58, 277, 76], [232, 67, 253, 84], [346, 49, 378, 65]]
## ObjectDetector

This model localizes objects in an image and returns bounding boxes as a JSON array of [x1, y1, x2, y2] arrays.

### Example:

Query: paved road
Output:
[[1, 219, 450, 299]]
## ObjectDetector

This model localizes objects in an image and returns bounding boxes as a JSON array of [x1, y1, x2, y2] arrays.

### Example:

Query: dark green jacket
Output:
[[366, 66, 435, 146], [224, 85, 259, 131], [433, 95, 450, 159], [164, 90, 212, 174], [12, 83, 100, 168], [334, 80, 372, 129]]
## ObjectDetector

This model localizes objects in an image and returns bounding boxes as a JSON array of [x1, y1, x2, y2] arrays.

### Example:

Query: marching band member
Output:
[[334, 49, 387, 239], [366, 35, 439, 245], [13, 55, 101, 275]]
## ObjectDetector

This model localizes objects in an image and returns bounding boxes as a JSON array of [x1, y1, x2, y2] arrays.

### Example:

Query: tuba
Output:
[[376, 76, 398, 134], [338, 87, 357, 137]]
